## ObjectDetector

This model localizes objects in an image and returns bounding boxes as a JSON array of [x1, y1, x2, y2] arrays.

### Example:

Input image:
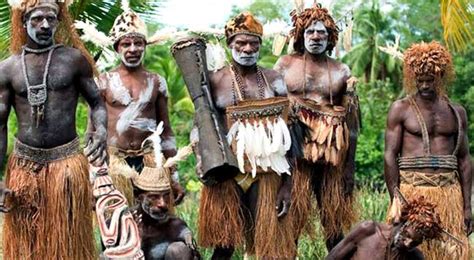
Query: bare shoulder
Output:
[[355, 220, 378, 235], [261, 67, 283, 81], [146, 71, 168, 96], [329, 57, 351, 78], [389, 98, 410, 114], [275, 53, 302, 70], [451, 102, 468, 127], [0, 56, 17, 82], [209, 66, 228, 86]]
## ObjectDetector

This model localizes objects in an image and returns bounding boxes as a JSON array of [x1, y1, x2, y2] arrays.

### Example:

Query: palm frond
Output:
[[440, 0, 474, 52]]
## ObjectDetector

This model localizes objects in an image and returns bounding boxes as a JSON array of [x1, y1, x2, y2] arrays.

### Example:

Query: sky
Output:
[[158, 0, 333, 28]]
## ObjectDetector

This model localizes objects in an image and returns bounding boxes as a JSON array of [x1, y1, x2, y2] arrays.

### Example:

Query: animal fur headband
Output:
[[225, 12, 263, 44]]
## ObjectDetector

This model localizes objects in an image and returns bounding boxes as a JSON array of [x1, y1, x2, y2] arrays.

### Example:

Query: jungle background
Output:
[[0, 0, 473, 258]]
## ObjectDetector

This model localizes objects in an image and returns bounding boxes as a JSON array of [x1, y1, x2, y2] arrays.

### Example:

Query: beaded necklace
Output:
[[230, 64, 266, 104]]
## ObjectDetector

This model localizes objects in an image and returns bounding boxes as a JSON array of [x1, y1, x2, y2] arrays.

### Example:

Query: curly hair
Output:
[[400, 196, 443, 240], [290, 6, 339, 55], [403, 41, 454, 96]]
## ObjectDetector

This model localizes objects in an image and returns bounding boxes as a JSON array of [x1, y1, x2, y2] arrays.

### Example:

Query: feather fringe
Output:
[[163, 145, 193, 168], [228, 117, 292, 176], [74, 20, 113, 48]]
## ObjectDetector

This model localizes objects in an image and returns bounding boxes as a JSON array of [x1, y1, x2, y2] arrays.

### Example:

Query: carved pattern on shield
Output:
[[92, 166, 144, 259]]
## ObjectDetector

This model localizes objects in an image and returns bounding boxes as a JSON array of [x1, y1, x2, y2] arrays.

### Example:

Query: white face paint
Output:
[[231, 48, 259, 66], [304, 21, 328, 55], [120, 50, 145, 68], [26, 9, 58, 46]]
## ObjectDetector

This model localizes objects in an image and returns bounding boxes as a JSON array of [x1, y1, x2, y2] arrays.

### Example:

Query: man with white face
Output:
[[0, 0, 107, 258], [93, 9, 185, 206], [194, 12, 295, 259], [274, 5, 360, 251]]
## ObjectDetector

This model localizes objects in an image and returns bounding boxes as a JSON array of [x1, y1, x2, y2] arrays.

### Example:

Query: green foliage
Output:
[[228, 0, 291, 23]]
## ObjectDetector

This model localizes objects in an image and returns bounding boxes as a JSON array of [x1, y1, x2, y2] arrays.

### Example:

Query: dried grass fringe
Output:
[[399, 181, 470, 260], [290, 160, 316, 239], [3, 154, 96, 260], [198, 179, 245, 248], [254, 173, 297, 258], [319, 164, 358, 239]]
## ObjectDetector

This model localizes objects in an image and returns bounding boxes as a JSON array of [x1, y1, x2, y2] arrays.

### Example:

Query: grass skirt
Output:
[[398, 170, 470, 260], [3, 153, 96, 259]]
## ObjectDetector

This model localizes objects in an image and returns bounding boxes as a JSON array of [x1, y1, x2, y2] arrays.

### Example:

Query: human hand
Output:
[[464, 209, 472, 235], [0, 182, 13, 213], [85, 127, 108, 167], [172, 180, 186, 205], [276, 179, 291, 219]]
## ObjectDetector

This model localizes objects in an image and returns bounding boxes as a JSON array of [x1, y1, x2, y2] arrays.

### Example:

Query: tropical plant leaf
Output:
[[440, 0, 474, 52]]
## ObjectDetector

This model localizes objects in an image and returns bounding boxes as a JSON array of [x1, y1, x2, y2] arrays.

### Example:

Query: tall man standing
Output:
[[275, 5, 359, 250], [190, 12, 295, 259], [384, 41, 471, 259], [0, 0, 107, 259], [94, 7, 185, 205]]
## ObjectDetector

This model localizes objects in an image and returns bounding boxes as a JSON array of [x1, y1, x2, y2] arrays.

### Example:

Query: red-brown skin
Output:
[[207, 34, 291, 259], [326, 221, 424, 260], [274, 21, 357, 250], [95, 36, 185, 204], [384, 74, 472, 235]]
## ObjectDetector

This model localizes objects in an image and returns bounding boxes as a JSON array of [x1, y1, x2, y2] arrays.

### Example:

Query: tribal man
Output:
[[192, 12, 296, 259], [274, 5, 359, 250], [0, 0, 107, 259], [93, 7, 185, 206], [385, 41, 471, 259], [131, 149, 199, 260], [327, 196, 443, 260]]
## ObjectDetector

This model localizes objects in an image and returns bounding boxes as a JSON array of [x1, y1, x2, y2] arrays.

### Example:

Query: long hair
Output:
[[290, 6, 339, 55]]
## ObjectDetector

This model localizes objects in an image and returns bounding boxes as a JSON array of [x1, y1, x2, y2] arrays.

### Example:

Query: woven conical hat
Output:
[[132, 166, 170, 192]]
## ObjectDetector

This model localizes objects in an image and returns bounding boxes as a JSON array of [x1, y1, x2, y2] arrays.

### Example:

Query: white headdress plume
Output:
[[142, 121, 165, 167], [7, 0, 23, 8], [294, 0, 305, 15], [121, 0, 130, 12], [74, 20, 113, 48], [378, 35, 404, 60]]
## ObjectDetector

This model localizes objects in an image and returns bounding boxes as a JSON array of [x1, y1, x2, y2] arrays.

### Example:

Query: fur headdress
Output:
[[8, 0, 73, 16], [403, 41, 454, 95], [400, 196, 443, 240], [290, 5, 339, 54], [225, 12, 263, 44], [109, 10, 148, 50]]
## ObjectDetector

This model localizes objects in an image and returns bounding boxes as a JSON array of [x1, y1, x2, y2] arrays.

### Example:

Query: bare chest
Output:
[[283, 61, 346, 102], [352, 235, 389, 260], [103, 73, 157, 108], [212, 73, 275, 111], [404, 107, 458, 138], [10, 55, 76, 96]]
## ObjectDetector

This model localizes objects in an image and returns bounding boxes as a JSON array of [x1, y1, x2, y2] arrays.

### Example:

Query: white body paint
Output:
[[120, 50, 145, 68], [304, 21, 328, 55], [271, 78, 288, 96], [232, 48, 259, 66]]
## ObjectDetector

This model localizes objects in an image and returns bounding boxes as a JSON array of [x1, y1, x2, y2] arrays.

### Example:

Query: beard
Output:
[[232, 48, 259, 66], [304, 39, 328, 54], [120, 51, 145, 68]]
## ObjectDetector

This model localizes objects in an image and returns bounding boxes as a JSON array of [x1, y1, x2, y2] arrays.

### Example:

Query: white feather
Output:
[[206, 43, 227, 72], [163, 145, 193, 168], [278, 117, 292, 151], [226, 120, 240, 145], [121, 0, 130, 12], [142, 122, 164, 167], [75, 20, 113, 48], [263, 20, 291, 38], [253, 121, 263, 157], [270, 119, 282, 153], [7, 0, 23, 8], [236, 123, 246, 173], [244, 121, 257, 176]]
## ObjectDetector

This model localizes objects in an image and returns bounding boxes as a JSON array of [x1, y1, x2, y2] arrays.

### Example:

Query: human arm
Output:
[[155, 75, 185, 205], [326, 221, 377, 260], [76, 52, 108, 166], [0, 60, 13, 212], [384, 101, 405, 199], [456, 106, 472, 235], [342, 76, 359, 196]]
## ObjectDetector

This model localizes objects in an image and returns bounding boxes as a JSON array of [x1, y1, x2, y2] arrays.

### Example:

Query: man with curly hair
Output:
[[274, 5, 360, 250], [327, 196, 443, 260], [385, 41, 472, 259]]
